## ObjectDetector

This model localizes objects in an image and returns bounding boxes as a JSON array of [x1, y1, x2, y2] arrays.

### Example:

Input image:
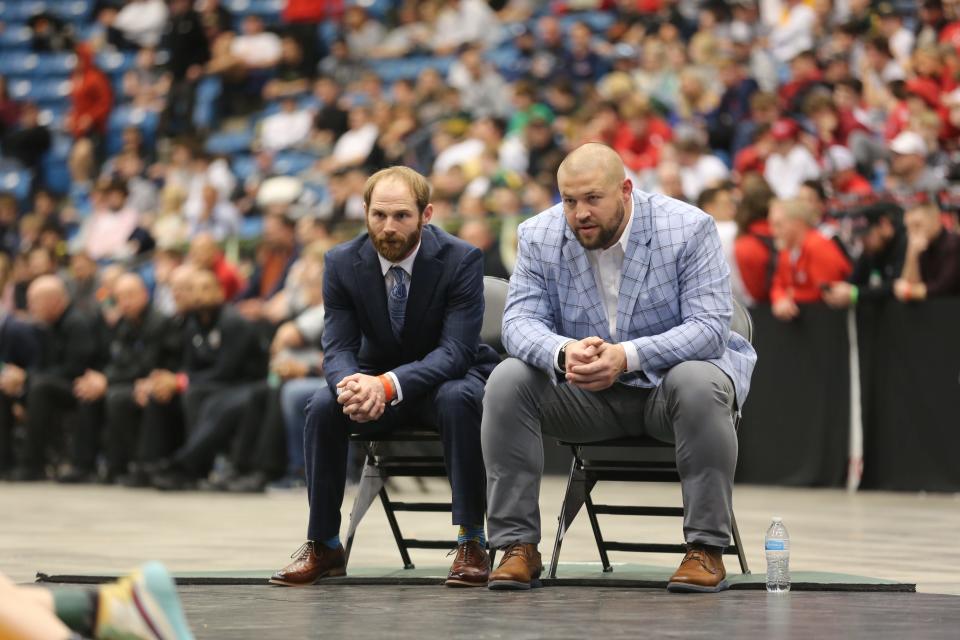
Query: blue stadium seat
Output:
[[205, 129, 255, 156], [0, 167, 33, 204], [374, 56, 455, 83], [0, 52, 76, 78], [9, 78, 72, 104], [239, 215, 265, 239], [230, 154, 257, 181], [0, 26, 32, 51], [106, 106, 159, 155], [273, 150, 318, 175], [225, 0, 283, 22], [47, 0, 93, 22], [558, 11, 616, 34], [0, 1, 50, 23], [95, 51, 137, 77], [348, 0, 391, 20], [37, 103, 70, 131]]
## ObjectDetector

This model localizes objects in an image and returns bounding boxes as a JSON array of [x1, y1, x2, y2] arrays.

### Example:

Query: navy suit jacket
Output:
[[321, 224, 500, 403]]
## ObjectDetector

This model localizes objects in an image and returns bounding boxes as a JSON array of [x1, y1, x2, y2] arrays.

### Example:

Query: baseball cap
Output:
[[771, 119, 799, 141], [889, 131, 928, 156]]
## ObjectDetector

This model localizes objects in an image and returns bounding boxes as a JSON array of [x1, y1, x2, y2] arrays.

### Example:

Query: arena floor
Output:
[[4, 478, 959, 638]]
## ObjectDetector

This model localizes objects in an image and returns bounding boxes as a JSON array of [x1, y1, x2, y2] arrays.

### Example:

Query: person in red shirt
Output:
[[187, 233, 245, 301], [769, 198, 852, 320], [612, 97, 672, 173], [66, 43, 113, 140]]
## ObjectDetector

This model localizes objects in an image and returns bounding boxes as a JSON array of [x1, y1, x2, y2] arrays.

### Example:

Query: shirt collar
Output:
[[378, 240, 421, 277]]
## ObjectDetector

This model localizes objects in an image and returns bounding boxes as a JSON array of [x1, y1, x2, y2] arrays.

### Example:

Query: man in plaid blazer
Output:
[[482, 143, 757, 593]]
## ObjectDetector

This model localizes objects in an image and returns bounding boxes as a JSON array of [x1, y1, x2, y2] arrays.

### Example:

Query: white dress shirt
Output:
[[554, 199, 642, 375], [375, 242, 421, 405]]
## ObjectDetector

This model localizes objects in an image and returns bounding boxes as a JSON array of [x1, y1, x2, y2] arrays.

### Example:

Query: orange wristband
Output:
[[378, 374, 395, 402]]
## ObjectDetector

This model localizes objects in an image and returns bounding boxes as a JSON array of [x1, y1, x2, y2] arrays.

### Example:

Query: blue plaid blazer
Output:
[[502, 189, 757, 406]]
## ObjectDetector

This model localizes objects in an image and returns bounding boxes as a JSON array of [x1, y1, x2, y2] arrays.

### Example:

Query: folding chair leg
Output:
[[549, 447, 590, 579], [379, 486, 415, 569], [344, 453, 385, 568], [584, 492, 612, 573], [731, 510, 750, 574]]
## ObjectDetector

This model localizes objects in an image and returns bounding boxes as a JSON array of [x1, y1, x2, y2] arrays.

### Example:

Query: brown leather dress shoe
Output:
[[269, 541, 347, 587], [445, 540, 491, 587], [488, 543, 542, 590], [666, 544, 729, 593]]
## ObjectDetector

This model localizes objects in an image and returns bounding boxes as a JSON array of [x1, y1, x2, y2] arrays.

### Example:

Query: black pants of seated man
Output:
[[227, 381, 287, 480], [304, 367, 489, 543], [1, 374, 101, 474], [160, 382, 263, 478]]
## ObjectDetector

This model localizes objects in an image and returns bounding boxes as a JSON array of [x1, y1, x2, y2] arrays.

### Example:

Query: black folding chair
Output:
[[343, 276, 509, 569], [548, 300, 754, 578]]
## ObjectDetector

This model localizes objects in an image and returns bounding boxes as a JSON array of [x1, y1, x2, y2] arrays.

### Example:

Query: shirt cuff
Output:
[[620, 341, 641, 373], [553, 339, 576, 374], [386, 371, 402, 405]]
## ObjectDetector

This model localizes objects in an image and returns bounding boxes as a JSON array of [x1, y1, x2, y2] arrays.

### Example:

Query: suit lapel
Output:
[[354, 239, 396, 346], [561, 226, 611, 341], [616, 191, 652, 342], [400, 226, 442, 343]]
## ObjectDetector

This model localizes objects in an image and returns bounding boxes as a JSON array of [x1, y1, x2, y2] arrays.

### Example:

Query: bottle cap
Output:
[[772, 516, 782, 522]]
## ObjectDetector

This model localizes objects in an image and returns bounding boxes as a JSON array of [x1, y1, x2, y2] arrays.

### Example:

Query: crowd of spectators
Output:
[[1, 0, 960, 486]]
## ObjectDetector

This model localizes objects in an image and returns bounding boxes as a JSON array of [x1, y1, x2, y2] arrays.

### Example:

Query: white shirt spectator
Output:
[[769, 2, 816, 62], [186, 200, 241, 242], [82, 207, 139, 261], [764, 145, 821, 199], [680, 155, 730, 203], [261, 109, 314, 151], [433, 138, 485, 174], [114, 0, 169, 48], [331, 123, 379, 167], [433, 0, 502, 52], [230, 32, 283, 68]]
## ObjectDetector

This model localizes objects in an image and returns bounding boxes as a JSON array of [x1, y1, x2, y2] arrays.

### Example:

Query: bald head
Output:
[[557, 143, 633, 250], [114, 272, 150, 320], [557, 143, 626, 190], [27, 275, 69, 325], [188, 233, 219, 269]]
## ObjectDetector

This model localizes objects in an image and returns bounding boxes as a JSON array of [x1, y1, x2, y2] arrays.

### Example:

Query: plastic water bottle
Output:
[[765, 517, 790, 593]]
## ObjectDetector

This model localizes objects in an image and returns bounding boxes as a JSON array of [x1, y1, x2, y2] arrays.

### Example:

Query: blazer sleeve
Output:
[[321, 255, 362, 390], [389, 248, 484, 401], [501, 224, 568, 379], [625, 216, 732, 378]]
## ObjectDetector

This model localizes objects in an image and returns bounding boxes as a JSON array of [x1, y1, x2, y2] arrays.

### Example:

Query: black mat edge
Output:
[[34, 573, 916, 592]]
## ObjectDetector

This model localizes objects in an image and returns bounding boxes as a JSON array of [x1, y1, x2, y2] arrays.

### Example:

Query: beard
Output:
[[574, 199, 626, 250], [370, 219, 423, 262]]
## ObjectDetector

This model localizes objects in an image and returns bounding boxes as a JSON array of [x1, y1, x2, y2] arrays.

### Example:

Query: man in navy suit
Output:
[[271, 166, 500, 588]]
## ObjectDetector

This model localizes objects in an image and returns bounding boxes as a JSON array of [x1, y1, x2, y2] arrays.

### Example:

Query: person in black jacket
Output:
[[146, 268, 267, 489], [823, 203, 907, 308], [0, 276, 101, 481], [0, 313, 42, 476], [71, 273, 181, 482]]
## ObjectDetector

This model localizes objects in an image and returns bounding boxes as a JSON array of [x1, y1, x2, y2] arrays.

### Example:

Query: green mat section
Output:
[[36, 563, 914, 592]]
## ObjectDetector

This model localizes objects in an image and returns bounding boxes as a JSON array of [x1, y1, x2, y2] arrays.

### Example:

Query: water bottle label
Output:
[[765, 540, 786, 551]]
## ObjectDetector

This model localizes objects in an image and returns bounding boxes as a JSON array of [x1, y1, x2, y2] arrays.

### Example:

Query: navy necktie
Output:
[[388, 266, 408, 339]]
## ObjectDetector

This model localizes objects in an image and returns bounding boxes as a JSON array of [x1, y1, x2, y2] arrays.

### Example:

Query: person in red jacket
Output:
[[66, 43, 113, 140], [769, 198, 852, 320], [734, 174, 778, 304], [187, 233, 245, 301]]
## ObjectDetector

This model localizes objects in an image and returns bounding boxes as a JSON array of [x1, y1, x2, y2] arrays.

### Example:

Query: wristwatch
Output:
[[557, 342, 569, 371]]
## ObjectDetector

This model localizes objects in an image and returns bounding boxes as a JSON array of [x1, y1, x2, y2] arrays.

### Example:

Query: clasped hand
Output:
[[564, 337, 627, 392], [336, 373, 387, 423]]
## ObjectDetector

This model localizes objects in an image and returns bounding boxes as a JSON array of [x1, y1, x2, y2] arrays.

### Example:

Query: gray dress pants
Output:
[[482, 358, 737, 549]]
